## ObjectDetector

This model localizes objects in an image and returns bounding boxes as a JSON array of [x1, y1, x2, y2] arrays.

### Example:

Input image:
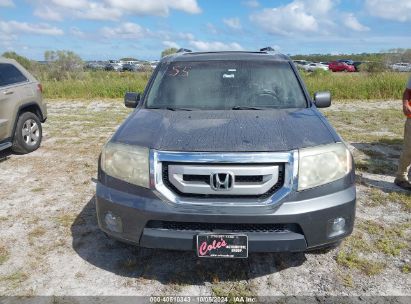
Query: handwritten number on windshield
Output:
[[169, 66, 190, 77]]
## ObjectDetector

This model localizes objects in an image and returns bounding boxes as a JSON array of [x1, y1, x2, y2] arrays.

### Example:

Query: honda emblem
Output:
[[210, 173, 234, 191]]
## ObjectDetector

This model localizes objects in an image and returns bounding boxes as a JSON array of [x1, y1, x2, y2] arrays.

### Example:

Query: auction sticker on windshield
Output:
[[196, 234, 248, 258]]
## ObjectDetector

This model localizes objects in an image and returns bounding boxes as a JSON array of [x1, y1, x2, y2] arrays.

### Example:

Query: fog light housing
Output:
[[327, 217, 346, 238], [104, 212, 123, 233]]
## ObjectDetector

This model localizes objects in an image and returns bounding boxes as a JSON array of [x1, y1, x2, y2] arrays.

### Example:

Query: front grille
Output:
[[147, 221, 296, 233], [183, 175, 209, 183], [162, 162, 285, 199], [183, 175, 264, 184]]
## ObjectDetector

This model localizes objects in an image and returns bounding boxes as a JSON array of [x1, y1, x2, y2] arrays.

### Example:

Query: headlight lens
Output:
[[298, 143, 352, 191], [101, 142, 149, 188]]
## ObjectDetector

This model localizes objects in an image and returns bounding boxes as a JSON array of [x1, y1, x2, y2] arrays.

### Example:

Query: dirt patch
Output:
[[0, 99, 409, 297]]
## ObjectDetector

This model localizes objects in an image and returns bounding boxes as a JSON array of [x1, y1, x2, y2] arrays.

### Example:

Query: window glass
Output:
[[146, 61, 307, 110], [0, 63, 27, 87]]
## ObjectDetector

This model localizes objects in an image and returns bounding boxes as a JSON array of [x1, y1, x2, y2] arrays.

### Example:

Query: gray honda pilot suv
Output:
[[96, 48, 356, 258]]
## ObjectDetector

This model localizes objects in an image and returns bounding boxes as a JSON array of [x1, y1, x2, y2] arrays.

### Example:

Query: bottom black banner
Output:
[[0, 296, 410, 304]]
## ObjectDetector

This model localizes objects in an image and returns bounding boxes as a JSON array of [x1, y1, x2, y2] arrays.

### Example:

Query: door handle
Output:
[[3, 91, 14, 95]]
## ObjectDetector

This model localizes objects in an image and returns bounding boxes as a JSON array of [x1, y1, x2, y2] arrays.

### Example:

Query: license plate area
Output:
[[196, 234, 248, 258]]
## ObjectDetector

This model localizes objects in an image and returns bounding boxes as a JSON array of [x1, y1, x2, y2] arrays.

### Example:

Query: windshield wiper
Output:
[[149, 107, 193, 111], [168, 107, 193, 111], [231, 106, 264, 110]]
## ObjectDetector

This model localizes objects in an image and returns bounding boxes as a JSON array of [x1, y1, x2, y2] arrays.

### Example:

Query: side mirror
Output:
[[124, 92, 141, 108], [313, 91, 331, 108]]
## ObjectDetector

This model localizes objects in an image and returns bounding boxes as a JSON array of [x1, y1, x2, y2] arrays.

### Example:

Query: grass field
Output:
[[302, 71, 408, 100], [41, 70, 409, 100], [42, 71, 151, 99]]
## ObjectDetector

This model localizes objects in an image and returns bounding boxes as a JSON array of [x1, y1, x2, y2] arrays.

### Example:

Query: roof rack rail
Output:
[[177, 48, 192, 53], [260, 47, 276, 52]]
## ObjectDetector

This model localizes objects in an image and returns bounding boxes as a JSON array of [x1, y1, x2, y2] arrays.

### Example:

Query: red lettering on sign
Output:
[[198, 238, 228, 256]]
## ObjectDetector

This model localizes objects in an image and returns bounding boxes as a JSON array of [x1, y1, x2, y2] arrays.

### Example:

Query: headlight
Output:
[[101, 142, 149, 188], [298, 143, 352, 191]]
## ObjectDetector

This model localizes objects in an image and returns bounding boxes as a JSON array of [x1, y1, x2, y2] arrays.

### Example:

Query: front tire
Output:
[[12, 112, 42, 154]]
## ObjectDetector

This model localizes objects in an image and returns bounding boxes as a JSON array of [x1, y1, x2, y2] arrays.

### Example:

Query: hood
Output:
[[112, 108, 338, 152]]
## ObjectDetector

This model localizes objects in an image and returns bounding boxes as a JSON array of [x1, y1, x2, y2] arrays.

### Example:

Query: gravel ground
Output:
[[0, 99, 410, 297]]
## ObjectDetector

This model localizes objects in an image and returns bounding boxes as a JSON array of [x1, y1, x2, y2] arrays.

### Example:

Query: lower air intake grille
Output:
[[146, 221, 296, 233]]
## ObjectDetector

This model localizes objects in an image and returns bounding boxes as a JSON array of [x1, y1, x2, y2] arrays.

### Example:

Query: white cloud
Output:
[[243, 0, 260, 8], [163, 41, 180, 49], [178, 32, 195, 40], [34, 6, 63, 21], [250, 1, 320, 35], [76, 3, 122, 21], [223, 17, 242, 30], [104, 0, 201, 16], [188, 40, 243, 51], [365, 0, 411, 22], [101, 22, 150, 39], [305, 0, 335, 15], [31, 0, 201, 22], [70, 26, 85, 38], [0, 20, 63, 36], [161, 33, 244, 53], [168, 0, 202, 14], [0, 32, 16, 44], [344, 13, 370, 31], [206, 23, 219, 34], [50, 0, 88, 10], [250, 0, 371, 36], [0, 0, 14, 7]]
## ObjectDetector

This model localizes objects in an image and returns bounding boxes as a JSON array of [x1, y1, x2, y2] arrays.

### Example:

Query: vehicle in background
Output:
[[301, 62, 329, 72], [337, 59, 355, 65], [135, 64, 154, 72], [0, 57, 47, 153], [104, 63, 123, 71], [390, 62, 411, 72], [352, 61, 363, 72], [122, 63, 138, 72], [150, 60, 159, 70], [85, 61, 106, 70], [293, 60, 310, 68], [329, 61, 355, 72]]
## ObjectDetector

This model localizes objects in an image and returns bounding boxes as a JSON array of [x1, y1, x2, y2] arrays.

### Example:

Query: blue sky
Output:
[[0, 0, 410, 60]]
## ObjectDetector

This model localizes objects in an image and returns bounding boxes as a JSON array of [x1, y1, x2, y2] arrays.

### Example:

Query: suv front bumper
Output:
[[96, 181, 356, 252]]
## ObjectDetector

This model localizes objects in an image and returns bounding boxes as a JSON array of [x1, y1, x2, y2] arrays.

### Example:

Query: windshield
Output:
[[146, 60, 307, 110]]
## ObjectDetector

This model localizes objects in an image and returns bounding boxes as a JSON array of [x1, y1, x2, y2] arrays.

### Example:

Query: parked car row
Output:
[[293, 59, 362, 73], [390, 62, 411, 72], [85, 60, 158, 72], [295, 59, 411, 73], [300, 62, 329, 72]]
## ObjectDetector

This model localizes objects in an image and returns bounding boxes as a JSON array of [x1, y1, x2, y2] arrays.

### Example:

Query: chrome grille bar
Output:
[[150, 150, 298, 206], [168, 164, 279, 195]]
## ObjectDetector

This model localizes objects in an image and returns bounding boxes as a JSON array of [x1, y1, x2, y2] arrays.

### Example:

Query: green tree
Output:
[[120, 57, 138, 61], [44, 50, 83, 80], [161, 47, 178, 58]]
